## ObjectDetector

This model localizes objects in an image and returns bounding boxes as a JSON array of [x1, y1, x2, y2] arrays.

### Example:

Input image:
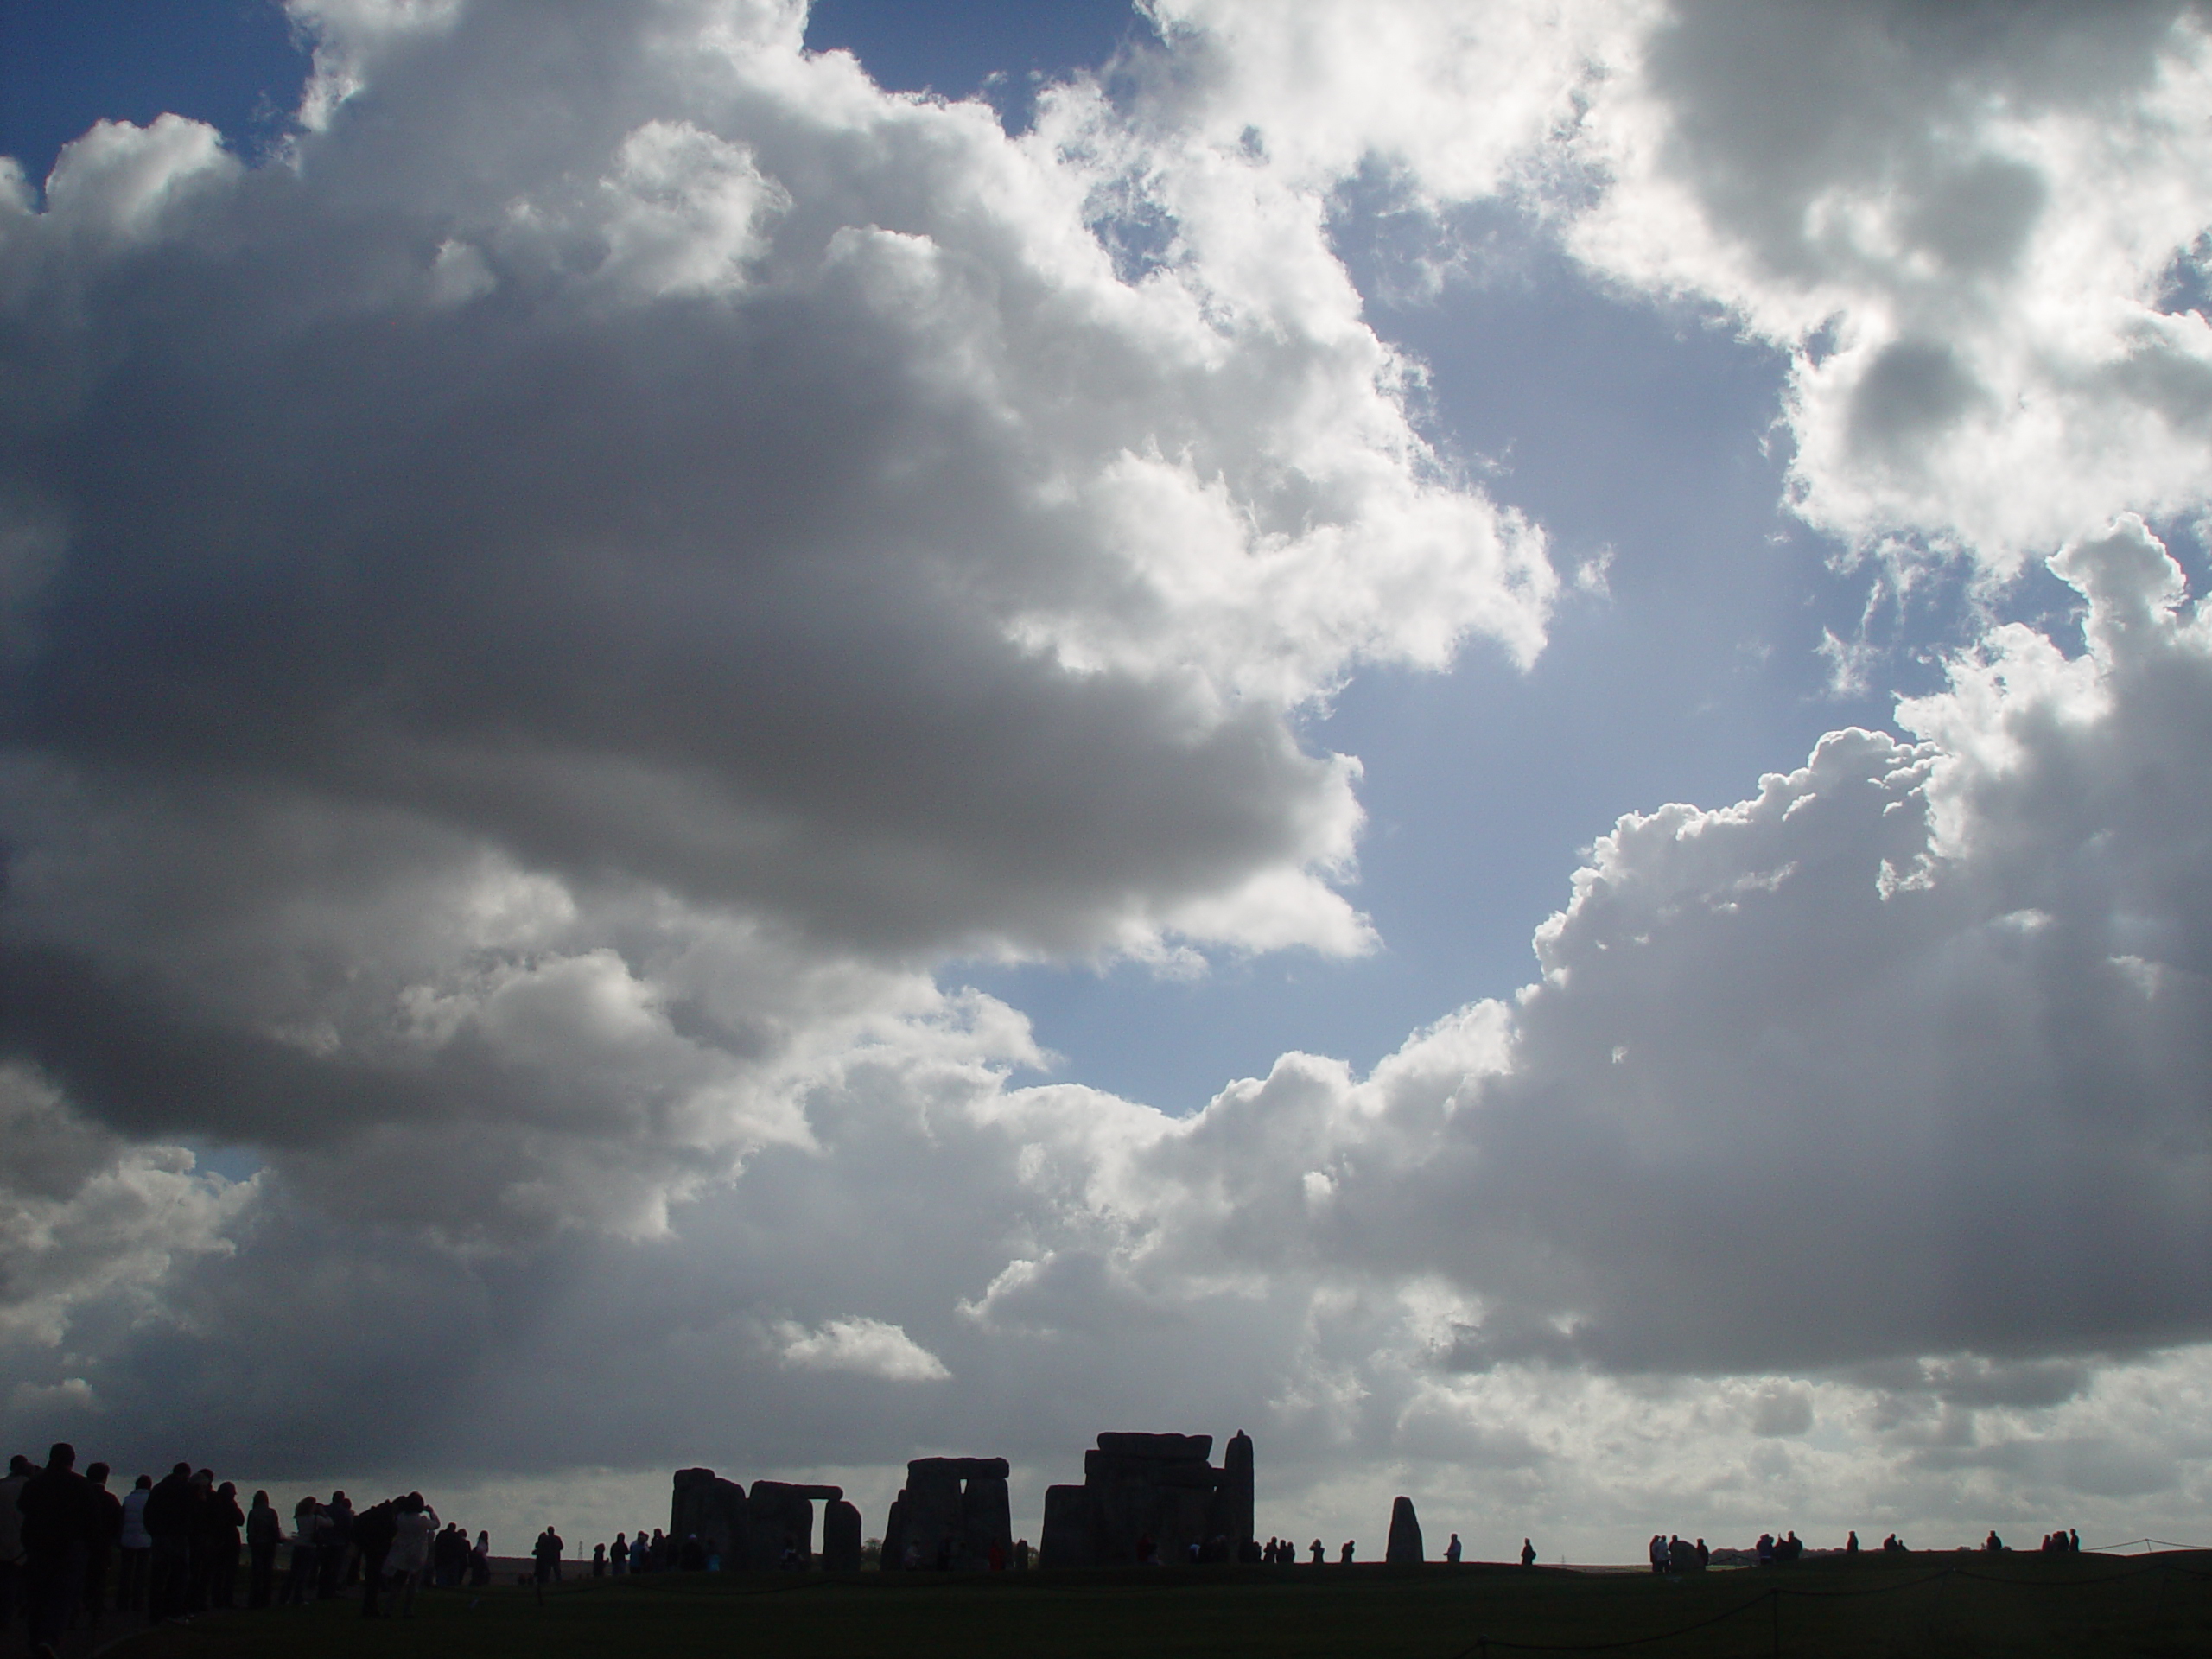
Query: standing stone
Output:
[[671, 1469, 749, 1569], [821, 1499, 863, 1573], [1385, 1496, 1424, 1565], [881, 1495, 908, 1572], [898, 1461, 965, 1568], [1039, 1485, 1096, 1569], [1217, 1431, 1255, 1553], [960, 1476, 1013, 1568]]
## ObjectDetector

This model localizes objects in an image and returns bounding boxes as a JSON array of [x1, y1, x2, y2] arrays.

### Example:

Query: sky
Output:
[[2, 0, 2210, 1565]]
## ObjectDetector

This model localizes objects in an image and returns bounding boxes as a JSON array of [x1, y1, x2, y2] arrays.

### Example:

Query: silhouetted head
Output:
[[172, 1462, 191, 1478], [135, 1474, 152, 1491], [46, 1443, 75, 1471], [218, 1481, 236, 1498], [87, 1462, 110, 1485], [253, 1491, 270, 1508], [9, 1455, 35, 1478]]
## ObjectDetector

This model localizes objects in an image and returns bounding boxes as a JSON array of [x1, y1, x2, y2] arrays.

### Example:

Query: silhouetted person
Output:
[[1521, 1538, 1536, 1567], [20, 1441, 99, 1654], [245, 1491, 281, 1607], [1694, 1539, 1708, 1569], [1339, 1540, 1355, 1564], [143, 1462, 194, 1620], [285, 1497, 320, 1605], [472, 1530, 492, 1586], [182, 1468, 217, 1611], [354, 1497, 400, 1618], [2069, 1529, 2081, 1553], [1445, 1533, 1461, 1564], [1845, 1529, 1858, 1560], [0, 1452, 29, 1634], [82, 1460, 122, 1631], [1985, 1530, 2003, 1553], [319, 1490, 353, 1599], [205, 1481, 244, 1608], [1308, 1539, 1323, 1565], [1649, 1534, 1667, 1574], [593, 1541, 607, 1577], [115, 1473, 153, 1615], [612, 1532, 629, 1575], [385, 1494, 435, 1617]]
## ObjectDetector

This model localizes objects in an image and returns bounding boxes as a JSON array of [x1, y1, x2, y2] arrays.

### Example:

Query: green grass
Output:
[[114, 1552, 2212, 1658]]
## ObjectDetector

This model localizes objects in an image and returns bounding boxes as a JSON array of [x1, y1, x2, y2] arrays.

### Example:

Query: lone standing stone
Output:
[[1385, 1496, 1423, 1565]]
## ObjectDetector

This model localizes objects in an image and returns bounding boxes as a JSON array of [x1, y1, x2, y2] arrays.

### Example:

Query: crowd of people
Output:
[[1636, 1524, 2093, 1573], [0, 1440, 499, 1654], [1985, 1529, 2082, 1554], [1649, 1534, 1712, 1573]]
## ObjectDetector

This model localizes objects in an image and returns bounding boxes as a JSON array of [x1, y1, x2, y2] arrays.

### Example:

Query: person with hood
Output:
[[245, 1491, 283, 1608]]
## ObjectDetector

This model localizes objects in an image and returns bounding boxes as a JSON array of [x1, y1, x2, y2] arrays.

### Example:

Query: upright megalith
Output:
[[880, 1457, 1012, 1570], [1385, 1496, 1424, 1565], [821, 1499, 864, 1573], [1218, 1431, 1255, 1551], [671, 1469, 748, 1564], [1038, 1431, 1256, 1567]]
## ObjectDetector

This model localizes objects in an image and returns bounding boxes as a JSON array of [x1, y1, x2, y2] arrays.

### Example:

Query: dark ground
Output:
[[60, 1551, 2212, 1658]]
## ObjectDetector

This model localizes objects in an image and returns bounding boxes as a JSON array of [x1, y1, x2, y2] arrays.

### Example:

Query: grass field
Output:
[[113, 1551, 2212, 1658]]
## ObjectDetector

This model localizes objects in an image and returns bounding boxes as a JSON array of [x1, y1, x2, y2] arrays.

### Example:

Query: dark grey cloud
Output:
[[0, 0, 1549, 1245]]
